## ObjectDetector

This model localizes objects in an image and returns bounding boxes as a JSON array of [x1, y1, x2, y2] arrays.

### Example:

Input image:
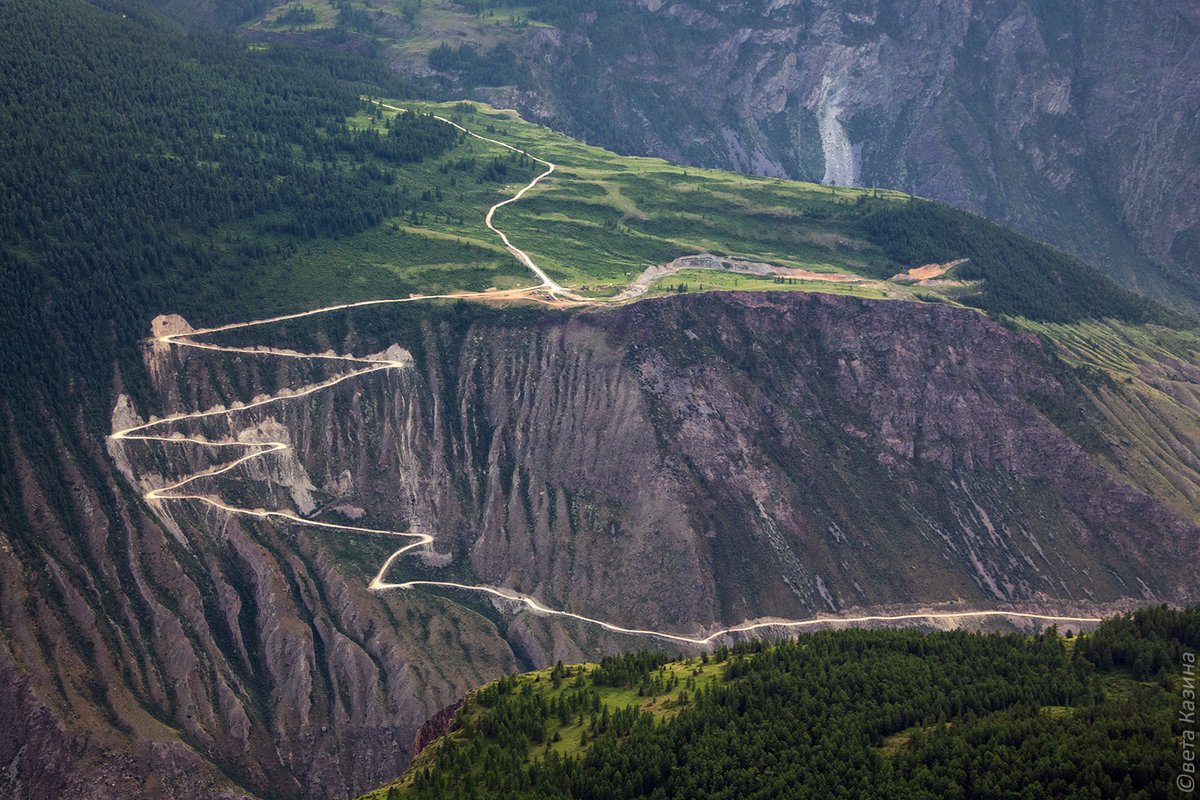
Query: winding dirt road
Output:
[[109, 103, 1103, 646], [379, 102, 565, 294]]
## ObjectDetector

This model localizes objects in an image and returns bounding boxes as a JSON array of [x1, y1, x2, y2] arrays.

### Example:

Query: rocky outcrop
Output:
[[3, 291, 1200, 798], [410, 699, 463, 761]]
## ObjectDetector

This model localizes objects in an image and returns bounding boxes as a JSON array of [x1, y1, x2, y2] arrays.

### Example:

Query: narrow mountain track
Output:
[[378, 102, 566, 294], [110, 104, 1102, 646]]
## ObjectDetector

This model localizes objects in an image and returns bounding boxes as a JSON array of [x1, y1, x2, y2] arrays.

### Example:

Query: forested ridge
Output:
[[860, 199, 1169, 324], [372, 606, 1199, 799], [0, 0, 496, 536], [0, 0, 425, 402]]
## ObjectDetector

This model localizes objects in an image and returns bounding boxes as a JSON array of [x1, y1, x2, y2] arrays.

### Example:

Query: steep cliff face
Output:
[[202, 294, 1200, 631], [395, 294, 1199, 625], [4, 292, 1199, 799], [116, 296, 1200, 640], [458, 0, 1199, 304], [1, 366, 522, 799]]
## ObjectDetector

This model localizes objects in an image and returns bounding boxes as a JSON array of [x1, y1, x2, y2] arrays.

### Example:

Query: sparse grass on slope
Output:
[[1020, 318, 1200, 519]]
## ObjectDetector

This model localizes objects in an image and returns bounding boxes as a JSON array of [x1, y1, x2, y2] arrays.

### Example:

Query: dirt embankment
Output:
[[890, 257, 969, 283], [411, 699, 465, 760]]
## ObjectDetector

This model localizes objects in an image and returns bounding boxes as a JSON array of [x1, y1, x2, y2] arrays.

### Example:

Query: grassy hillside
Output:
[[255, 97, 1161, 328], [1020, 318, 1200, 521], [177, 0, 1200, 312], [364, 606, 1198, 799], [353, 99, 1165, 325]]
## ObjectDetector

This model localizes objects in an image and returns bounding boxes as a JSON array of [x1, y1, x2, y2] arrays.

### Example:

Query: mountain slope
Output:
[[153, 291, 1198, 634], [491, 0, 1200, 305], [0, 2, 516, 796], [203, 0, 1200, 307], [2, 3, 1199, 799]]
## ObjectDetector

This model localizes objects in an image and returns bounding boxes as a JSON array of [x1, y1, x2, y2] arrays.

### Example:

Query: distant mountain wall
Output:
[[452, 0, 1200, 307], [145, 0, 1200, 305]]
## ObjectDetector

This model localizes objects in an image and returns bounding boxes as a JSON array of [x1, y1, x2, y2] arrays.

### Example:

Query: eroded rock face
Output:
[[3, 292, 1199, 798], [410, 699, 463, 761]]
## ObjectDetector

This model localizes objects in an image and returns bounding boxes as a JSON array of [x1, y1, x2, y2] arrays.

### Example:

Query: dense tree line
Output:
[[1075, 604, 1200, 680], [452, 0, 604, 20], [591, 652, 672, 688], [459, 0, 622, 27], [277, 5, 318, 27], [399, 607, 1197, 799], [859, 198, 1171, 324], [148, 0, 276, 30], [352, 111, 462, 166]]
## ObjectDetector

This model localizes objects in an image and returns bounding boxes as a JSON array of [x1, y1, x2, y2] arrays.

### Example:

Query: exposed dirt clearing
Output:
[[891, 257, 969, 282]]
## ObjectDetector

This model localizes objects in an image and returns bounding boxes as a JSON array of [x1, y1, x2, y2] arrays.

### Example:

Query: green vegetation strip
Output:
[[364, 605, 1198, 799]]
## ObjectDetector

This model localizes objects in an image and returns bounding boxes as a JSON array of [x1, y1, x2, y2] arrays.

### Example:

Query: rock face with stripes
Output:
[[4, 292, 1200, 799]]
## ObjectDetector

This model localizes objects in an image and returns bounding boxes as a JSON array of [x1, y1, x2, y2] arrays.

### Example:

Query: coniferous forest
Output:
[[0, 0, 427, 413], [0, 0, 473, 528], [380, 607, 1199, 800]]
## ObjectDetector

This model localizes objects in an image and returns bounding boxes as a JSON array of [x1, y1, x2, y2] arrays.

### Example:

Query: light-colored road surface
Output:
[[379, 102, 566, 294], [110, 104, 1103, 645]]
